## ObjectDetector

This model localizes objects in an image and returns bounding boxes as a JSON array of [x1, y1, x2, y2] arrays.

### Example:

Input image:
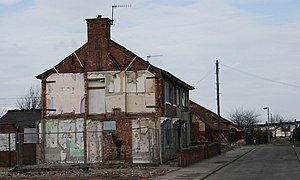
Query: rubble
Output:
[[0, 165, 174, 179]]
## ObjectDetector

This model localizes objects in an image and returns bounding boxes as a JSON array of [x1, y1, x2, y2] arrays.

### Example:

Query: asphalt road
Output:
[[206, 145, 300, 180]]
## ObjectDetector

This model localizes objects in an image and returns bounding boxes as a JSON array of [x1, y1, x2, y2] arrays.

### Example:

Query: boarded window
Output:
[[145, 77, 155, 93], [108, 73, 122, 93], [126, 72, 137, 93], [88, 79, 105, 114], [24, 128, 36, 143]]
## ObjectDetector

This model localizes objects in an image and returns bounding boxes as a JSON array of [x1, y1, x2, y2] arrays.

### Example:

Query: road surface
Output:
[[206, 145, 300, 180]]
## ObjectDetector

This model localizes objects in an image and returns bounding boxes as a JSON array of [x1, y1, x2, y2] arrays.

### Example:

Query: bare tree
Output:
[[228, 108, 260, 133], [17, 85, 41, 110]]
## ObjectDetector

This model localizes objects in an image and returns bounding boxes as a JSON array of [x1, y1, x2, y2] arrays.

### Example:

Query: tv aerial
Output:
[[111, 4, 131, 24], [146, 55, 163, 62]]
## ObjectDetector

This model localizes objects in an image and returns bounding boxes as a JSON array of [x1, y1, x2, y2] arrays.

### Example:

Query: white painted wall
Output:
[[43, 118, 102, 163], [45, 71, 156, 114], [46, 73, 85, 115]]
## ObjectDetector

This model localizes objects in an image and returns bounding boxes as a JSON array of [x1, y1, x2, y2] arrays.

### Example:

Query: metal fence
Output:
[[3, 127, 160, 166], [0, 132, 16, 167]]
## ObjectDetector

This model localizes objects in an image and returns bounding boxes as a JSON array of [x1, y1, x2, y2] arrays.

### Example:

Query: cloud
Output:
[[0, 0, 299, 119]]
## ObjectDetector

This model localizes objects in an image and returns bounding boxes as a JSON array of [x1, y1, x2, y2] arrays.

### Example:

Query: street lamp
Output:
[[263, 107, 271, 144]]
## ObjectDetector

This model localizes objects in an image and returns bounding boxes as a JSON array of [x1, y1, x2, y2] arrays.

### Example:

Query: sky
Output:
[[0, 0, 300, 122]]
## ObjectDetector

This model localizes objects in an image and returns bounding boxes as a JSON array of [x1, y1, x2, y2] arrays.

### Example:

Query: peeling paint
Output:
[[132, 119, 156, 163], [46, 73, 84, 115], [43, 118, 102, 163]]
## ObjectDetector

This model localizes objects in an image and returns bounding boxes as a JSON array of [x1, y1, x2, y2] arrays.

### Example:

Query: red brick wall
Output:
[[191, 122, 201, 142], [178, 142, 220, 167], [0, 152, 16, 167], [0, 124, 16, 133], [102, 119, 132, 163], [0, 125, 17, 167]]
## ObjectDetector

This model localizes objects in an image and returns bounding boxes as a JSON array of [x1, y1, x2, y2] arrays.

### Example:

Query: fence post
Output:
[[8, 132, 11, 167], [83, 119, 88, 169], [19, 132, 23, 166], [41, 119, 46, 163]]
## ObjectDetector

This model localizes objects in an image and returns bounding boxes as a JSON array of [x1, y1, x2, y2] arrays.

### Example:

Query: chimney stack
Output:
[[86, 15, 112, 70]]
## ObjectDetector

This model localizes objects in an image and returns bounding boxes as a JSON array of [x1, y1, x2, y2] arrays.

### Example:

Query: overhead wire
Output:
[[220, 63, 300, 89], [0, 97, 41, 100], [190, 66, 215, 85]]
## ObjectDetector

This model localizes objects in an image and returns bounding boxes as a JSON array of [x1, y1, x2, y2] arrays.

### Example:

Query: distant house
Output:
[[35, 15, 194, 164], [0, 110, 41, 167], [253, 120, 299, 138], [189, 101, 242, 143]]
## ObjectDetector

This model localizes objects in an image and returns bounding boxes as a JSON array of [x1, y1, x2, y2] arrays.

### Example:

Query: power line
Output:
[[190, 66, 215, 84], [0, 103, 16, 106], [0, 97, 41, 100], [220, 63, 300, 88], [0, 97, 21, 100]]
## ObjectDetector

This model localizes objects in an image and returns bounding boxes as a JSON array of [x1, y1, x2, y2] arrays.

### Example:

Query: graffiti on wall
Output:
[[132, 118, 157, 163], [44, 118, 102, 163]]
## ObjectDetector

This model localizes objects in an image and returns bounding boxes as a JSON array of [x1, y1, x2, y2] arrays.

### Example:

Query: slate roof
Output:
[[35, 22, 194, 91], [190, 100, 239, 131], [0, 110, 41, 128]]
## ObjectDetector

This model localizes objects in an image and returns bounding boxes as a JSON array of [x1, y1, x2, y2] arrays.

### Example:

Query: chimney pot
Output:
[[97, 15, 102, 19]]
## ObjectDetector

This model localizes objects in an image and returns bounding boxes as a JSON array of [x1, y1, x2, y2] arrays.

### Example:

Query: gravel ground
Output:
[[0, 165, 175, 180]]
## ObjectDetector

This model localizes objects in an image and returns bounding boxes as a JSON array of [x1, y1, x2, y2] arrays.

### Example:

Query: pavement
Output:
[[292, 144, 300, 163], [153, 145, 256, 180]]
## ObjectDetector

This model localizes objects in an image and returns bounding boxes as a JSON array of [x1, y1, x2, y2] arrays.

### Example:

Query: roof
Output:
[[110, 41, 194, 90], [36, 43, 88, 79], [190, 100, 240, 131], [0, 110, 41, 128], [36, 23, 194, 90]]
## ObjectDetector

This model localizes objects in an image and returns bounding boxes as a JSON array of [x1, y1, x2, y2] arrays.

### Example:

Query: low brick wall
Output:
[[207, 142, 220, 158], [178, 142, 219, 167]]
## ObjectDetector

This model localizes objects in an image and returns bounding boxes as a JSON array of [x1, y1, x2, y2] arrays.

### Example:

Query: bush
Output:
[[273, 137, 290, 144], [253, 131, 268, 144]]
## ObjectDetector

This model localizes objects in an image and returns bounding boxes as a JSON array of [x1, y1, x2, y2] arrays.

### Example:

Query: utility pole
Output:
[[216, 60, 221, 155], [263, 107, 270, 144]]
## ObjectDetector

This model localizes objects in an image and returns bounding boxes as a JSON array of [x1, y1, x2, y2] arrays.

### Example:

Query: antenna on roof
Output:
[[146, 55, 163, 62], [146, 55, 163, 71], [111, 4, 131, 25]]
